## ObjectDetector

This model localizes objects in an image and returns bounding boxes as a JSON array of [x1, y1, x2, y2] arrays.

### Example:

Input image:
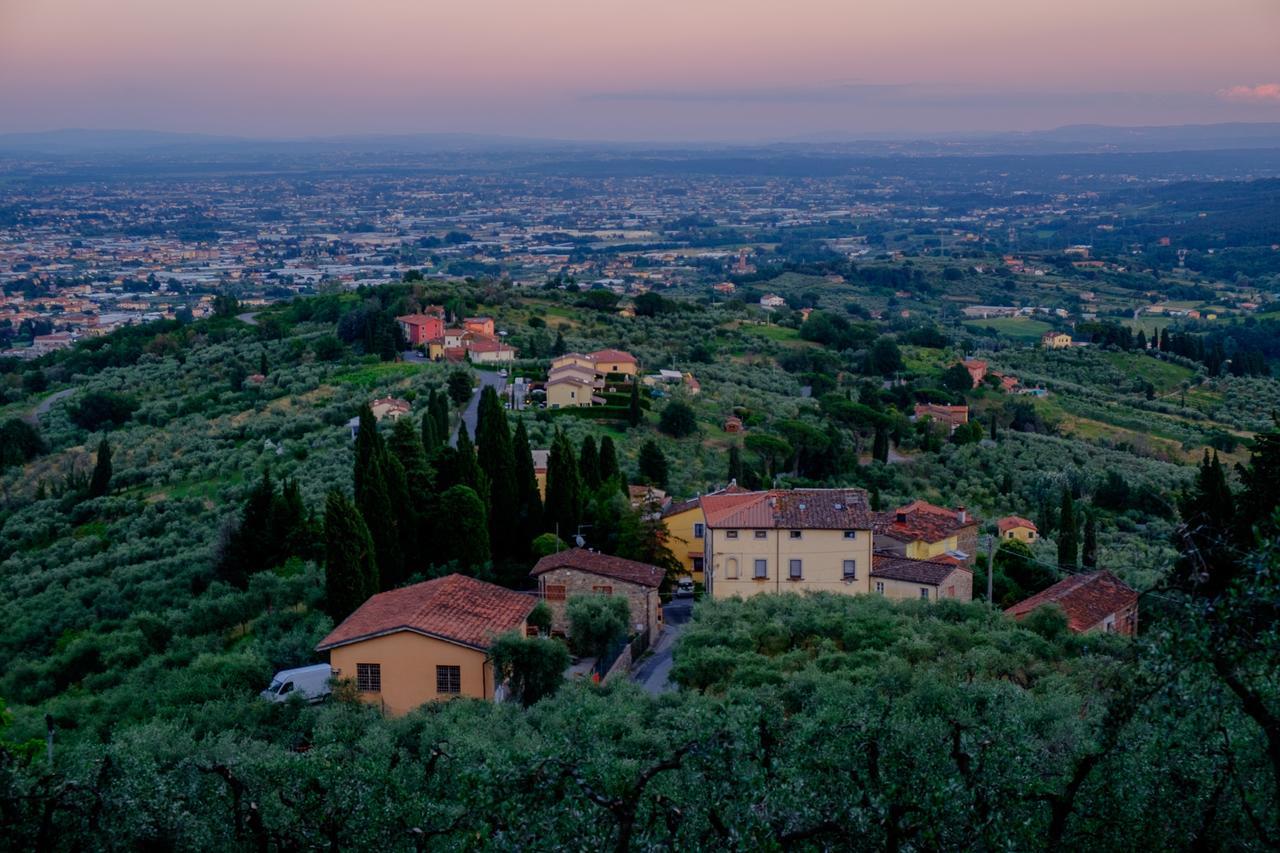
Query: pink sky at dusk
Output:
[[1, 0, 1277, 140]]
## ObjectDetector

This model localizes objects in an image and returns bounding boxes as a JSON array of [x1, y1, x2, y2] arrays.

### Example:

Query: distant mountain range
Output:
[[2, 123, 1279, 158]]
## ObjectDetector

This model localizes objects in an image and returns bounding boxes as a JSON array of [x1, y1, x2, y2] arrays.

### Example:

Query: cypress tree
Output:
[[1136, 329, 1147, 351], [989, 412, 999, 442], [598, 435, 621, 484], [357, 451, 402, 590], [87, 438, 112, 498], [579, 434, 602, 492], [440, 484, 491, 572], [544, 428, 581, 538], [476, 386, 518, 558], [512, 419, 543, 550], [421, 409, 440, 455], [1082, 510, 1098, 568], [872, 426, 889, 464], [552, 330, 566, 356], [272, 477, 309, 565], [455, 422, 487, 500], [388, 417, 430, 489], [218, 469, 277, 588], [259, 349, 269, 377], [1057, 488, 1078, 569], [1238, 419, 1280, 541], [353, 405, 382, 501], [323, 490, 378, 621], [430, 389, 449, 448], [627, 382, 642, 428], [638, 438, 669, 490], [727, 443, 743, 484]]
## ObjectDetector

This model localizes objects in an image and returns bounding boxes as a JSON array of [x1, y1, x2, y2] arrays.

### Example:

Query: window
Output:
[[692, 556, 704, 572], [789, 559, 802, 579], [754, 530, 768, 540], [875, 582, 885, 595], [754, 559, 768, 579], [946, 585, 955, 598], [279, 681, 294, 695], [592, 585, 613, 595], [436, 665, 461, 694], [919, 587, 930, 600], [1007, 531, 1014, 539], [544, 584, 566, 601], [789, 530, 802, 540], [356, 663, 381, 692], [693, 523, 705, 538], [726, 530, 739, 540], [843, 530, 857, 540], [726, 558, 739, 579], [842, 560, 857, 580]]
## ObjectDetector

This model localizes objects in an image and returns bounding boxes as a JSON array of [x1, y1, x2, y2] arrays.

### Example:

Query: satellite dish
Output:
[[575, 535, 586, 547]]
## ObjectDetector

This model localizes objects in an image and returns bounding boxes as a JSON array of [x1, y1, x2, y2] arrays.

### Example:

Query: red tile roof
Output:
[[1004, 571, 1137, 632], [872, 553, 970, 586], [588, 348, 637, 364], [701, 488, 873, 530], [531, 548, 664, 588], [316, 574, 535, 652], [998, 516, 1038, 534], [874, 500, 976, 545], [662, 483, 749, 519]]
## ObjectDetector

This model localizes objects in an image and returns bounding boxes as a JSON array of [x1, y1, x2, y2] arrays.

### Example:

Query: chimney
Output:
[[956, 506, 967, 524]]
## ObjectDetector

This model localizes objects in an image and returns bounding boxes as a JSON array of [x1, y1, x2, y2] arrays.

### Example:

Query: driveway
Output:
[[22, 388, 76, 425], [453, 369, 506, 446], [631, 598, 693, 696]]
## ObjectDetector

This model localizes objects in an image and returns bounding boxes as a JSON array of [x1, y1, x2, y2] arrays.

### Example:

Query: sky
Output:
[[1, 0, 1278, 141]]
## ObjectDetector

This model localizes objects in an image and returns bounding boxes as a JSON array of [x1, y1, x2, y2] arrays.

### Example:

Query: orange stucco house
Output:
[[316, 574, 535, 715]]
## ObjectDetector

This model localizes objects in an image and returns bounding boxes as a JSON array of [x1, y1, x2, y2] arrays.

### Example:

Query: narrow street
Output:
[[453, 369, 506, 446], [631, 598, 692, 695]]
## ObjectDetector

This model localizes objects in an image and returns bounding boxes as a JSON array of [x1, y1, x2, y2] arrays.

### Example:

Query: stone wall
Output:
[[536, 567, 660, 638]]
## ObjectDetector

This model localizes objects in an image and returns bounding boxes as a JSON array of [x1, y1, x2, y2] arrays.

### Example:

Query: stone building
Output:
[[530, 549, 664, 639]]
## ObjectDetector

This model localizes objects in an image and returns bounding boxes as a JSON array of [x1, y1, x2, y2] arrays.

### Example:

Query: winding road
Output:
[[452, 369, 506, 446], [22, 388, 76, 425], [631, 598, 692, 695]]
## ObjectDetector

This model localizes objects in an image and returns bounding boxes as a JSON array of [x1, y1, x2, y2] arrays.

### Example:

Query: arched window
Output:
[[726, 557, 739, 579]]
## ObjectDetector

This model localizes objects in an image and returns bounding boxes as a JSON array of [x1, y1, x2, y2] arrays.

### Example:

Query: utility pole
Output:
[[986, 533, 996, 604]]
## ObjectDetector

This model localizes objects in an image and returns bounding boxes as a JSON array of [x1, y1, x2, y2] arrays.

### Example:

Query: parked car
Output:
[[675, 578, 695, 597], [498, 368, 508, 377], [260, 664, 333, 703]]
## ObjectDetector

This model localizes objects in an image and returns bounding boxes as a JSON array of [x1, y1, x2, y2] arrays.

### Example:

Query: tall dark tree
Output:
[[551, 330, 566, 356], [439, 484, 490, 572], [357, 451, 402, 591], [727, 443, 744, 484], [87, 438, 112, 499], [872, 426, 889, 464], [388, 417, 430, 490], [627, 382, 642, 428], [353, 405, 382, 501], [1057, 488, 1078, 569], [638, 439, 669, 490], [447, 370, 473, 409], [512, 419, 543, 551], [430, 389, 449, 448], [598, 435, 621, 486], [421, 409, 441, 456], [323, 490, 378, 621], [476, 386, 518, 558], [579, 435, 602, 492], [1237, 418, 1280, 543], [1082, 510, 1098, 568], [454, 422, 487, 501], [544, 429, 581, 538], [217, 469, 279, 589]]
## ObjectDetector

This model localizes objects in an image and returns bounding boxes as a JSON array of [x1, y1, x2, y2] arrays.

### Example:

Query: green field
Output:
[[962, 316, 1056, 342]]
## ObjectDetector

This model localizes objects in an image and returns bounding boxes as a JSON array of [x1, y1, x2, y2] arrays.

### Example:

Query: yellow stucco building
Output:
[[701, 489, 875, 599], [315, 574, 534, 715], [998, 516, 1039, 544]]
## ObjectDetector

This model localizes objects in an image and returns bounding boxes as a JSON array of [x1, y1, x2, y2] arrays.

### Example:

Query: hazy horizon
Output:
[[2, 0, 1278, 141]]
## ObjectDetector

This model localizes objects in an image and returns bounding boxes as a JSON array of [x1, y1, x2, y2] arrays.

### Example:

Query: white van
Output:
[[260, 664, 333, 704]]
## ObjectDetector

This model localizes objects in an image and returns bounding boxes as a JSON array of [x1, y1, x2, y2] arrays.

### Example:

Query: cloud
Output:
[[1217, 83, 1280, 103], [583, 83, 909, 104]]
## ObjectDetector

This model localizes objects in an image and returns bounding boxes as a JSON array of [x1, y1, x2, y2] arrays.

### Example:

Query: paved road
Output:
[[453, 369, 506, 446], [22, 388, 76, 425], [632, 598, 693, 695], [236, 312, 259, 326]]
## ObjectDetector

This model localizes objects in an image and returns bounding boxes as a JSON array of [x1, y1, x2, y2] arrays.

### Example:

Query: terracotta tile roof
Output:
[[531, 548, 665, 588], [1004, 571, 1137, 632], [998, 516, 1038, 534], [701, 488, 873, 530], [662, 483, 749, 519], [872, 553, 970, 586], [316, 574, 535, 652], [874, 500, 977, 545], [588, 348, 637, 364]]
